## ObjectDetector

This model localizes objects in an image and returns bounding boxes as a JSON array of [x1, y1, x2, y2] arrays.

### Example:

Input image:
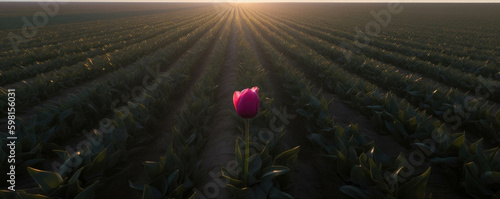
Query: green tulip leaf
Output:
[[74, 181, 99, 199], [475, 143, 493, 172], [249, 154, 263, 177], [367, 146, 390, 165], [142, 184, 162, 199], [27, 167, 64, 193], [236, 138, 244, 166], [129, 180, 145, 191], [83, 148, 108, 178], [273, 146, 300, 167], [397, 167, 431, 199], [351, 164, 372, 188], [369, 159, 384, 184], [464, 163, 493, 198], [446, 134, 465, 153], [268, 186, 294, 199], [459, 144, 473, 161], [169, 184, 184, 198], [336, 150, 353, 180], [482, 171, 500, 185], [144, 161, 162, 178], [259, 166, 290, 182]]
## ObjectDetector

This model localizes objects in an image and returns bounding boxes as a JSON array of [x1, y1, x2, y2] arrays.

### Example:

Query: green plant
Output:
[[222, 139, 299, 199]]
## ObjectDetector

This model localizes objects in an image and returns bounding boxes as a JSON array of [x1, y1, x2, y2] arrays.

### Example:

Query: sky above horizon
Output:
[[0, 0, 499, 2]]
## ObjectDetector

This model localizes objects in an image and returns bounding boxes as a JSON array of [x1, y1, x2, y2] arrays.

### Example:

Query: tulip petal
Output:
[[251, 86, 259, 96], [234, 87, 260, 118], [237, 88, 260, 118], [233, 91, 242, 112]]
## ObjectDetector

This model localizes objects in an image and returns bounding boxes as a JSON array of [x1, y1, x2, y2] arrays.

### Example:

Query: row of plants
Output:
[[255, 9, 500, 84], [240, 8, 432, 198], [0, 6, 213, 69], [0, 8, 231, 184], [0, 9, 223, 117], [376, 23, 495, 61], [130, 9, 234, 198], [249, 9, 500, 143], [326, 11, 495, 58], [0, 6, 213, 61], [0, 7, 206, 71], [242, 8, 500, 199], [0, 4, 205, 53], [243, 7, 439, 142], [382, 22, 497, 51], [264, 10, 499, 78], [0, 7, 233, 198], [268, 9, 497, 66], [0, 9, 217, 86]]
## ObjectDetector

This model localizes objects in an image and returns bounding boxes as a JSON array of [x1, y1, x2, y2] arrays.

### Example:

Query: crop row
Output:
[[0, 8, 229, 183], [274, 9, 497, 64], [240, 7, 432, 198], [0, 10, 178, 69], [289, 13, 498, 77], [382, 22, 498, 51], [255, 9, 500, 79], [0, 7, 232, 198], [0, 9, 216, 86], [333, 12, 496, 54], [0, 5, 208, 53], [243, 7, 500, 199], [262, 6, 489, 53], [0, 7, 213, 71], [249, 8, 500, 143], [0, 10, 223, 117]]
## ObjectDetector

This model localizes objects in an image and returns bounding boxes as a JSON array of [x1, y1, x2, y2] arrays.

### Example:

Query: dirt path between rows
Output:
[[195, 10, 238, 199]]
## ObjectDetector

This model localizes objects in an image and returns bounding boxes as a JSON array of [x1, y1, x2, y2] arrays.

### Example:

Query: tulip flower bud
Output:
[[233, 87, 260, 118]]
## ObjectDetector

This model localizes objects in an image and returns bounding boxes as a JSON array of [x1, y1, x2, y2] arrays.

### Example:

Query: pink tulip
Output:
[[233, 86, 260, 118]]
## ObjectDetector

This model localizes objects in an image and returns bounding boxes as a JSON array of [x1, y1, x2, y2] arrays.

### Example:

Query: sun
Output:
[[225, 0, 254, 3]]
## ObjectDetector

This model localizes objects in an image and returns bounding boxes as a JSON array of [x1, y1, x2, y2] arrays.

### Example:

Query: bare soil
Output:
[[195, 10, 238, 199]]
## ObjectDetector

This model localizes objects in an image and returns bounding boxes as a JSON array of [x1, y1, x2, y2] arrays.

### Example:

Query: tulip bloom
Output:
[[233, 86, 259, 186], [233, 86, 260, 119]]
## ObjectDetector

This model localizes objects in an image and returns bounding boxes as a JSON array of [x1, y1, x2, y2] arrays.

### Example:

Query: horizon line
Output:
[[1, 0, 500, 3]]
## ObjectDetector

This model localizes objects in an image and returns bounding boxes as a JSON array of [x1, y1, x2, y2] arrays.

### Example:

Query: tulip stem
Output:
[[243, 119, 250, 187]]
